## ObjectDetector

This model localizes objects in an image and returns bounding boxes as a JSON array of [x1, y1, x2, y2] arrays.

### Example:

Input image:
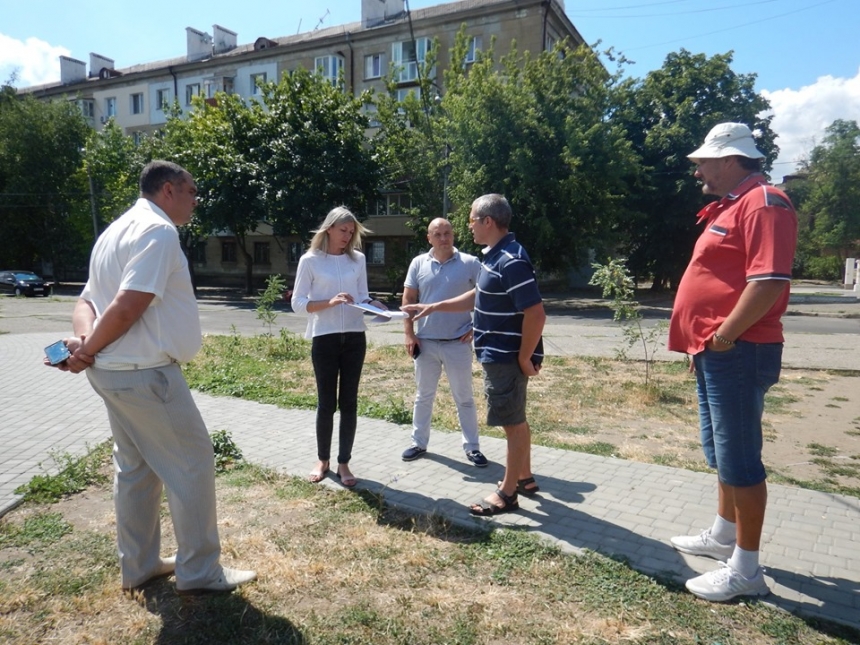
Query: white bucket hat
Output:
[[688, 122, 765, 161]]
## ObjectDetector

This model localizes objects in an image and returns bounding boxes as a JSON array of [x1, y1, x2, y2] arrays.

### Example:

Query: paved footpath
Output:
[[1, 299, 859, 631]]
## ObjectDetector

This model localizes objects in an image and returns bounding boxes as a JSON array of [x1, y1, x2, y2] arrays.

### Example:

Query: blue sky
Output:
[[2, 0, 858, 180]]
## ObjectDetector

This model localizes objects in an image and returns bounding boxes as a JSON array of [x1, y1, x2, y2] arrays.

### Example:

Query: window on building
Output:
[[464, 36, 482, 64], [365, 241, 385, 265], [395, 87, 421, 103], [105, 97, 117, 117], [130, 93, 144, 115], [192, 241, 207, 264], [364, 53, 384, 79], [156, 89, 171, 111], [131, 131, 143, 146], [250, 72, 267, 95], [386, 193, 412, 215], [186, 83, 201, 106], [391, 37, 431, 83], [253, 242, 271, 265], [79, 99, 94, 118], [407, 240, 422, 258], [315, 55, 344, 87], [221, 241, 237, 263], [288, 242, 303, 264], [367, 199, 387, 217]]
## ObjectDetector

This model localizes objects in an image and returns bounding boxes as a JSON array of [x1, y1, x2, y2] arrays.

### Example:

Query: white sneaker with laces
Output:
[[670, 529, 735, 560], [685, 562, 769, 602]]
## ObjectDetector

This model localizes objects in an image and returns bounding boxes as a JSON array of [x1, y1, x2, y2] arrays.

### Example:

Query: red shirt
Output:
[[668, 175, 798, 355]]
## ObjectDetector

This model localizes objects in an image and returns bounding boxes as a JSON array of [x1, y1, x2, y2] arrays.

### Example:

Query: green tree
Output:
[[84, 120, 146, 231], [788, 119, 860, 267], [441, 37, 637, 274], [261, 68, 381, 239], [0, 85, 90, 275], [157, 69, 381, 294], [158, 92, 269, 294], [613, 50, 776, 290]]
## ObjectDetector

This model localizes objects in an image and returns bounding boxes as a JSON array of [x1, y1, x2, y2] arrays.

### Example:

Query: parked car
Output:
[[0, 270, 51, 297]]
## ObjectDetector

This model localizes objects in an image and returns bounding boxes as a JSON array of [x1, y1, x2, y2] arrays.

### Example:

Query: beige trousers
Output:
[[87, 364, 222, 589]]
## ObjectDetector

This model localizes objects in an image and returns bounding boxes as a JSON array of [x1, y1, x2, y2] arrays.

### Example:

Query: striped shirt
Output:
[[474, 233, 544, 364]]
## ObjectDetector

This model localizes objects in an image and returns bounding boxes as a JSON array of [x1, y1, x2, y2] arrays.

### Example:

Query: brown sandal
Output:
[[469, 489, 519, 516]]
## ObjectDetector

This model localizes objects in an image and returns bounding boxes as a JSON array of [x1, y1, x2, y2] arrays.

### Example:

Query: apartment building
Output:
[[23, 0, 584, 289]]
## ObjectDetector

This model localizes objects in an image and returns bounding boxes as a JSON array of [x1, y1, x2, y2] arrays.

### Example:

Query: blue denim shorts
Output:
[[693, 341, 782, 487], [482, 361, 528, 427]]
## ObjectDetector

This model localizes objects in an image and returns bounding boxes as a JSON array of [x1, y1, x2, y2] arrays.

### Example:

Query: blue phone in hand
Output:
[[45, 340, 71, 365]]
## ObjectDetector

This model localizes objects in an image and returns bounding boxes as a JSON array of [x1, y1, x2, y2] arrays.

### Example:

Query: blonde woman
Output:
[[291, 207, 385, 488]]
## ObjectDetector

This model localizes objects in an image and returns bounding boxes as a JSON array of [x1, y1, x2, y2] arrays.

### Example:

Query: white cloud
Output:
[[762, 68, 860, 182], [0, 33, 70, 87]]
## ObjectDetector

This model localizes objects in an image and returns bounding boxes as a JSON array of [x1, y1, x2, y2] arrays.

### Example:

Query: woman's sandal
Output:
[[469, 488, 519, 516], [308, 461, 330, 483], [336, 468, 357, 488], [496, 477, 540, 497]]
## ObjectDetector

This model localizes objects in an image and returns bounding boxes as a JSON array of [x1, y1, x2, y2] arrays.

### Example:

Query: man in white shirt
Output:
[[401, 218, 487, 467], [55, 161, 256, 595]]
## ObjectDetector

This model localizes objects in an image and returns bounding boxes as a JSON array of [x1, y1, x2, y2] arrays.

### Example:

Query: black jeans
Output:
[[311, 332, 367, 464]]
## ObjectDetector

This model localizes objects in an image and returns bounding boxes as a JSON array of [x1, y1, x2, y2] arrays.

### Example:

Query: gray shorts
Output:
[[482, 361, 528, 427]]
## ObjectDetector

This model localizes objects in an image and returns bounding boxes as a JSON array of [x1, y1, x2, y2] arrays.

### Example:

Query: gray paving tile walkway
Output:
[[1, 330, 858, 632]]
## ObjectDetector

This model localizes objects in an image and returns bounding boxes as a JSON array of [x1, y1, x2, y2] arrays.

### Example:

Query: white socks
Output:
[[710, 515, 736, 545], [728, 546, 760, 578]]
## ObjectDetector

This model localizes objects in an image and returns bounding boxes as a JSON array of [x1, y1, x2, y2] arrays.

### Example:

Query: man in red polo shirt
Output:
[[668, 123, 797, 602]]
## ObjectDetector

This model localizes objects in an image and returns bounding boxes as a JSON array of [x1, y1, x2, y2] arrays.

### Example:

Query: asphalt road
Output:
[[2, 290, 857, 370]]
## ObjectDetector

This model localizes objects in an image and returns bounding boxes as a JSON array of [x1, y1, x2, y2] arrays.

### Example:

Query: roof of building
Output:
[[22, 0, 551, 94]]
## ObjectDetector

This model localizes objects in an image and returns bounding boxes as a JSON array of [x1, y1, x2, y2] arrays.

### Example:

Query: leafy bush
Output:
[[211, 429, 244, 473]]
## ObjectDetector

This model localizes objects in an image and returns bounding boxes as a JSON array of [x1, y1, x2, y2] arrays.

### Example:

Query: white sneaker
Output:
[[176, 567, 258, 596], [670, 529, 735, 560], [685, 563, 769, 602]]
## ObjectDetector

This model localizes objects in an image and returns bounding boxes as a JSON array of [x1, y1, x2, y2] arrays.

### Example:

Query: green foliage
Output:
[[255, 273, 288, 338], [0, 85, 91, 273], [14, 442, 111, 504], [442, 37, 638, 272], [83, 121, 146, 230], [589, 258, 666, 385], [0, 512, 72, 550], [155, 68, 381, 294], [787, 119, 860, 263], [613, 50, 776, 290], [210, 429, 244, 473]]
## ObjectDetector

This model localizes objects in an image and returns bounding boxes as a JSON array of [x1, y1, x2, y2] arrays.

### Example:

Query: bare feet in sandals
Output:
[[497, 476, 540, 497], [470, 488, 519, 516], [309, 460, 329, 483], [336, 464, 357, 488]]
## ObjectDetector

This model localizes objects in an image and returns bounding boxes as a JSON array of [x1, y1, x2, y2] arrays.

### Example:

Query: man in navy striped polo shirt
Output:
[[403, 194, 546, 515]]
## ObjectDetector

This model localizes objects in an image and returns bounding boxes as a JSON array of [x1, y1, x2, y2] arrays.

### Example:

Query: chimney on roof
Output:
[[89, 53, 114, 78], [213, 24, 237, 54], [186, 27, 213, 62], [361, 0, 405, 28], [59, 56, 86, 84]]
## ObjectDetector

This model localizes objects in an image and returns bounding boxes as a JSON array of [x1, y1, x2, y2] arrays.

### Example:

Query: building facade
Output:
[[23, 0, 584, 290]]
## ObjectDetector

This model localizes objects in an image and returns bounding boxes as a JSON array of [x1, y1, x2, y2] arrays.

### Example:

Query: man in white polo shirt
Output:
[[57, 160, 255, 596], [401, 217, 487, 467]]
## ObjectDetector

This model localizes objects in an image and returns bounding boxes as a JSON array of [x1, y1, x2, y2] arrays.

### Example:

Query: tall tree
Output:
[[84, 120, 146, 232], [261, 67, 381, 238], [613, 50, 776, 290], [157, 68, 381, 294], [788, 119, 860, 261], [0, 85, 90, 275], [441, 36, 638, 274]]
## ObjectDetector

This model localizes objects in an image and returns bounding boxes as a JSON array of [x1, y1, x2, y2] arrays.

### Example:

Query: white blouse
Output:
[[291, 249, 370, 339]]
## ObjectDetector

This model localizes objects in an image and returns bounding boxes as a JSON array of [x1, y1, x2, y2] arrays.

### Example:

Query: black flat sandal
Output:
[[496, 477, 540, 497], [469, 488, 519, 516]]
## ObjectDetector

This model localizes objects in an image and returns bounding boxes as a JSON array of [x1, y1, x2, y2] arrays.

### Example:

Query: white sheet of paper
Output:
[[348, 302, 409, 320]]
